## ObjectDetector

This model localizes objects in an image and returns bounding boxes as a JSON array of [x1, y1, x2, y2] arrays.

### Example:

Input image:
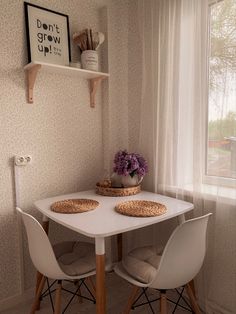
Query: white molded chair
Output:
[[114, 213, 212, 314], [16, 207, 97, 314]]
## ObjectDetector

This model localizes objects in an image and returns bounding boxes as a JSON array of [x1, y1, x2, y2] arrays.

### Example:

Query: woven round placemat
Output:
[[115, 200, 167, 217], [50, 199, 99, 214]]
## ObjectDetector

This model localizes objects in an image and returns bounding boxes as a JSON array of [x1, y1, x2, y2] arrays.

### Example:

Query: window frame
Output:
[[204, 0, 236, 188]]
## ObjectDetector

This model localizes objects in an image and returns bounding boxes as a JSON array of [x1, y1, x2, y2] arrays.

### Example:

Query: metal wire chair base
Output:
[[131, 287, 194, 314], [40, 278, 96, 314]]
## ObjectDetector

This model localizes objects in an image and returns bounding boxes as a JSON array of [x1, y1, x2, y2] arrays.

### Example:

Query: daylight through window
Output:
[[207, 0, 236, 180]]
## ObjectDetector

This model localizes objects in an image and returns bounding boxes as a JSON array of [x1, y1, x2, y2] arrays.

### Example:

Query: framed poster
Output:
[[24, 2, 71, 66]]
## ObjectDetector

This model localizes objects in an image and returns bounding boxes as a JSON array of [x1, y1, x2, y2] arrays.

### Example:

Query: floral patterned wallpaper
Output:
[[0, 0, 129, 307]]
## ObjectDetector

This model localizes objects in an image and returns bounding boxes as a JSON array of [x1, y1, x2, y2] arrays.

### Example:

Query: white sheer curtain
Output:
[[137, 0, 236, 313]]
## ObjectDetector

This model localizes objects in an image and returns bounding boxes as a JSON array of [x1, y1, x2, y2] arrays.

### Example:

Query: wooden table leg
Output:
[[42, 219, 49, 234], [95, 237, 106, 314], [35, 217, 49, 310], [117, 233, 123, 261], [177, 214, 185, 224]]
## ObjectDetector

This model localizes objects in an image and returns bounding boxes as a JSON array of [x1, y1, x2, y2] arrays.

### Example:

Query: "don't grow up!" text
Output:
[[36, 19, 62, 57]]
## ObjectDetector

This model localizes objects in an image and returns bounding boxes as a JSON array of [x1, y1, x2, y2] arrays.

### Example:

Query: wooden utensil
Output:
[[86, 29, 92, 50], [73, 31, 88, 51], [93, 32, 100, 50], [90, 29, 93, 50], [96, 32, 105, 50]]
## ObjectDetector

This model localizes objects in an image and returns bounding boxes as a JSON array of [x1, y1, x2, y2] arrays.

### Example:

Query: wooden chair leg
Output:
[[86, 276, 96, 296], [160, 290, 167, 314], [123, 285, 140, 314], [35, 272, 46, 310], [186, 283, 201, 314], [34, 220, 49, 310], [30, 276, 46, 314], [78, 283, 83, 304], [189, 279, 196, 297], [54, 280, 62, 314]]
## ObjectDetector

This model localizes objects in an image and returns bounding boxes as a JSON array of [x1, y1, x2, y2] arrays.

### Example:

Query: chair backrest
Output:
[[16, 207, 65, 280], [150, 213, 212, 289]]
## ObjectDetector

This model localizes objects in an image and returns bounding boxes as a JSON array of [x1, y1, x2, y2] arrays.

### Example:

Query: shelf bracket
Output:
[[26, 64, 41, 103], [89, 76, 105, 108]]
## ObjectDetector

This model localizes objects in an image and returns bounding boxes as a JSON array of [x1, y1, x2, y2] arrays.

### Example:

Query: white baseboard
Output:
[[0, 288, 34, 312]]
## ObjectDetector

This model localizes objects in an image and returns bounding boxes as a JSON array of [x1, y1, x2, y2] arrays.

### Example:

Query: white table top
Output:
[[34, 190, 194, 238]]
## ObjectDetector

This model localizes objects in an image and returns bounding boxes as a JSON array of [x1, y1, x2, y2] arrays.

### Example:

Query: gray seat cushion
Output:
[[122, 246, 161, 284], [53, 241, 96, 276]]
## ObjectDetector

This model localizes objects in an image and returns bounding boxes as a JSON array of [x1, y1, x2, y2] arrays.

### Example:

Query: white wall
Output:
[[0, 0, 129, 308]]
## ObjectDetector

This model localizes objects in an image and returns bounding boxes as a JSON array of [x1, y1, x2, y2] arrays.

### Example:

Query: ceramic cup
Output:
[[81, 50, 98, 71]]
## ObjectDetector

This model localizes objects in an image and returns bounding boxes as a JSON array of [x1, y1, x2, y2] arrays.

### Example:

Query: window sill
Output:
[[158, 183, 236, 205], [185, 183, 236, 203]]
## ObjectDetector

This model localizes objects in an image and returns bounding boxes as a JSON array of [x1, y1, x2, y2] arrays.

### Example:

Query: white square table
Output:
[[34, 189, 194, 314]]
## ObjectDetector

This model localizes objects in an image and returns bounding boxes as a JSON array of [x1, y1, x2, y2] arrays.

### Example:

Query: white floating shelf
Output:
[[24, 61, 109, 107]]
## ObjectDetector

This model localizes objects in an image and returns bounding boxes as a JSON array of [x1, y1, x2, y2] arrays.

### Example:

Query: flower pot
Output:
[[121, 175, 143, 188], [111, 173, 123, 188]]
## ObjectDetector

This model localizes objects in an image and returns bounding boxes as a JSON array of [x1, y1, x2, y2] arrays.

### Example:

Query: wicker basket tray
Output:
[[51, 199, 99, 214], [95, 183, 141, 197], [115, 200, 167, 217]]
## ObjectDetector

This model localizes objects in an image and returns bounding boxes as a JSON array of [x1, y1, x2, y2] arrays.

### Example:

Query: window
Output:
[[207, 0, 236, 182]]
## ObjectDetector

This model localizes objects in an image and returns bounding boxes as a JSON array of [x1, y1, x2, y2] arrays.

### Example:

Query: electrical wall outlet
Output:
[[14, 155, 32, 166]]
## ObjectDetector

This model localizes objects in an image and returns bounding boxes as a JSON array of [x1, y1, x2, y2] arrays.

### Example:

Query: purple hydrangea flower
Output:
[[113, 150, 148, 177]]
